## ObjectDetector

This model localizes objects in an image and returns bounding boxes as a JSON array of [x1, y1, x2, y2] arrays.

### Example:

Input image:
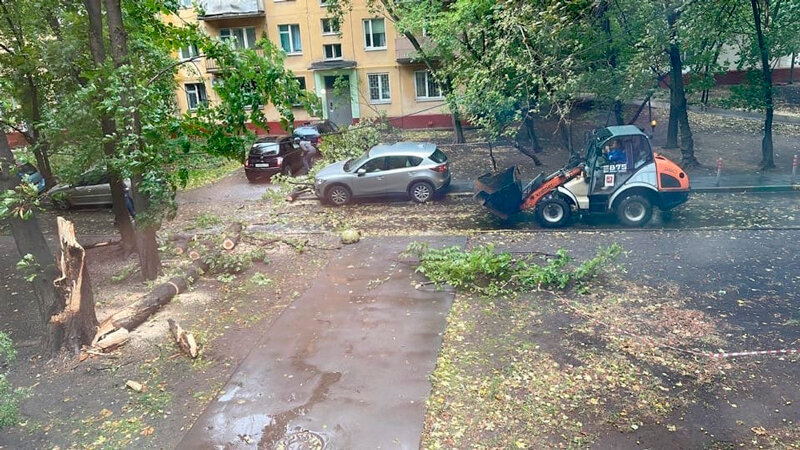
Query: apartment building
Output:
[[168, 0, 453, 133]]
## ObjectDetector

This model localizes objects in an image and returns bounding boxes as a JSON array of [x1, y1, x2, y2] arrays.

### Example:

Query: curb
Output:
[[691, 185, 800, 193]]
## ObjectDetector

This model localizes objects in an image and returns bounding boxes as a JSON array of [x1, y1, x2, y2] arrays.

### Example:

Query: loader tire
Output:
[[616, 195, 653, 227], [535, 196, 570, 228]]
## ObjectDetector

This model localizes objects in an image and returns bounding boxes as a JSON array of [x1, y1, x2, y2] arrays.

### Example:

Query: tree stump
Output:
[[52, 217, 98, 355]]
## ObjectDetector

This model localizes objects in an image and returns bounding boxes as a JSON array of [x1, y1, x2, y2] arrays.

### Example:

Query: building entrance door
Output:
[[324, 75, 353, 126]]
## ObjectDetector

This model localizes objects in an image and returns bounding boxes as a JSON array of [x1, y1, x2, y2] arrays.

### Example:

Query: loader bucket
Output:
[[473, 165, 524, 219]]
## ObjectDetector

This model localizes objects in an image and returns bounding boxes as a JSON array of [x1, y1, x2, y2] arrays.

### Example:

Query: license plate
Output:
[[255, 163, 270, 168]]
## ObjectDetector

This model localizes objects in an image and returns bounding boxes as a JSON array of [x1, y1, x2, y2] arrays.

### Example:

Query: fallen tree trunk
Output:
[[222, 222, 243, 251], [93, 259, 207, 343], [168, 318, 198, 358]]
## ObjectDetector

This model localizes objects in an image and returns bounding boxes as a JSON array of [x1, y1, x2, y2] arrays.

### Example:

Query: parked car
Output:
[[292, 120, 339, 149], [244, 136, 304, 182], [16, 163, 46, 193], [314, 142, 450, 206], [47, 168, 134, 216]]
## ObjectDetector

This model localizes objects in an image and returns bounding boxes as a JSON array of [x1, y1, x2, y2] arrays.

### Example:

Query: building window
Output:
[[363, 18, 386, 49], [323, 44, 342, 60], [179, 44, 198, 61], [292, 76, 307, 107], [220, 27, 257, 49], [321, 18, 339, 35], [179, 0, 192, 8], [278, 24, 302, 54], [414, 71, 442, 99], [185, 83, 207, 110], [367, 73, 390, 103]]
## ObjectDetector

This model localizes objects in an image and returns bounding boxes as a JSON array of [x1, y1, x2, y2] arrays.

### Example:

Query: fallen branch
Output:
[[83, 239, 121, 250], [168, 318, 198, 358]]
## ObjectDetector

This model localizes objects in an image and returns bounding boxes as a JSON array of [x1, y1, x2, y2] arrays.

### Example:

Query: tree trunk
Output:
[[52, 217, 98, 355], [84, 0, 137, 254], [666, 7, 698, 167], [24, 76, 56, 189], [750, 0, 775, 169], [450, 107, 466, 144], [0, 128, 62, 353], [596, 0, 625, 125], [790, 52, 796, 84], [104, 0, 162, 278]]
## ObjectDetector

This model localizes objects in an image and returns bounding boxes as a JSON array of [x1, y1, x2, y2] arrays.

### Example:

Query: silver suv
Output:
[[314, 142, 450, 206]]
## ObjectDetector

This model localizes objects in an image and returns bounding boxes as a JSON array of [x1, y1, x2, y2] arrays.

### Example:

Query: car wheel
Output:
[[409, 181, 434, 203], [326, 185, 351, 206], [535, 195, 570, 228], [51, 196, 70, 210], [616, 194, 653, 227]]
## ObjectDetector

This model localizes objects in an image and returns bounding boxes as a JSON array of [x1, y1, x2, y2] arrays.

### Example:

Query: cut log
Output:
[[83, 239, 120, 250], [173, 240, 189, 256], [94, 259, 207, 342], [188, 250, 201, 261], [168, 318, 198, 358], [221, 222, 243, 251], [95, 327, 129, 351], [52, 217, 99, 355]]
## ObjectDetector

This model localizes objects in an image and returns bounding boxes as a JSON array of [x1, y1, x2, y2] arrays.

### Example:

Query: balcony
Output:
[[395, 36, 434, 64], [198, 0, 264, 21], [205, 48, 264, 73]]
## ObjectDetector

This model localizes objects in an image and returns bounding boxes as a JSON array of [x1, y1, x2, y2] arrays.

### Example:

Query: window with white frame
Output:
[[367, 73, 390, 103], [179, 44, 198, 61], [321, 18, 339, 35], [219, 27, 257, 49], [185, 83, 207, 110], [323, 44, 342, 60], [363, 18, 386, 49], [278, 24, 302, 54], [292, 76, 307, 106], [414, 71, 442, 99]]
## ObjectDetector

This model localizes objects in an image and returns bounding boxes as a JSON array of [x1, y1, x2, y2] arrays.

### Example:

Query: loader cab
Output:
[[584, 126, 653, 212]]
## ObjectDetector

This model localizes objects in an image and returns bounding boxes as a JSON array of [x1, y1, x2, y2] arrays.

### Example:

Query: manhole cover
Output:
[[273, 430, 325, 450]]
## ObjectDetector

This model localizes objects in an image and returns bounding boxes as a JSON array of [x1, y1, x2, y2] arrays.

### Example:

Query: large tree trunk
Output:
[[104, 0, 161, 278], [666, 7, 699, 167], [596, 0, 625, 126], [750, 0, 775, 170], [450, 107, 466, 144], [84, 0, 137, 254], [0, 128, 62, 353], [24, 76, 56, 189], [52, 217, 98, 355]]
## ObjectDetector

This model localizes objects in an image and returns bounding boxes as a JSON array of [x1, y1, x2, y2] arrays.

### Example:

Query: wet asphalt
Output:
[[177, 236, 466, 449]]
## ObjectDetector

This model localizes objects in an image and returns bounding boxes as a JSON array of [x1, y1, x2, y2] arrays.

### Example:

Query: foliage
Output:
[[15, 253, 40, 282], [0, 182, 40, 221], [404, 242, 623, 296], [202, 252, 253, 275], [250, 273, 273, 287], [0, 331, 23, 429]]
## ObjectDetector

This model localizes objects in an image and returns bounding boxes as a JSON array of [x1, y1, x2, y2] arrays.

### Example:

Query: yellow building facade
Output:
[[170, 0, 452, 133]]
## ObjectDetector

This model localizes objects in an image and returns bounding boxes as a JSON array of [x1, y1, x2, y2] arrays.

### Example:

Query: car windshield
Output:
[[430, 148, 447, 164], [294, 128, 318, 137], [251, 142, 279, 155], [344, 151, 371, 172]]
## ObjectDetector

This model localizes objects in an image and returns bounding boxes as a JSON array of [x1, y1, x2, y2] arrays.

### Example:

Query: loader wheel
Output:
[[535, 196, 570, 228], [616, 195, 653, 227]]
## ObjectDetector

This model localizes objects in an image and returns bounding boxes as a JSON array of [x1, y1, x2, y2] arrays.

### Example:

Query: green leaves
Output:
[[405, 242, 623, 296], [0, 181, 40, 221]]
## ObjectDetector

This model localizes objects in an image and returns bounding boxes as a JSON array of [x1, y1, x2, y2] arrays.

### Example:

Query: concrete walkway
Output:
[[178, 236, 466, 449]]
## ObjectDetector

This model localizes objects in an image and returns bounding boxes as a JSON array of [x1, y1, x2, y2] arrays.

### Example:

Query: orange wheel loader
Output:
[[474, 126, 690, 227]]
